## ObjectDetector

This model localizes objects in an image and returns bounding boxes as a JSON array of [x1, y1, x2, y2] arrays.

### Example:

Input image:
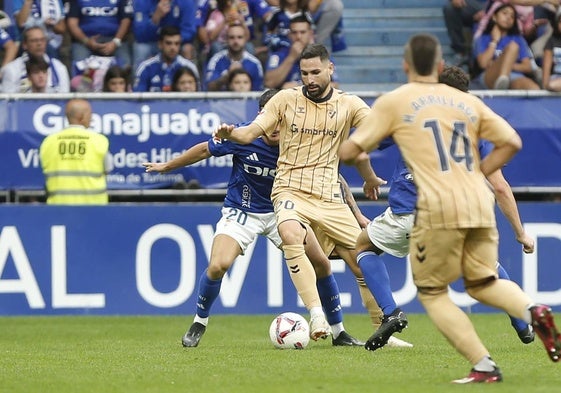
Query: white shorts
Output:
[[215, 207, 282, 254], [366, 207, 414, 258]]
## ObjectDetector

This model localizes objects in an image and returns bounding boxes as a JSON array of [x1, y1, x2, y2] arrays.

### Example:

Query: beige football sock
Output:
[[356, 277, 383, 330], [418, 291, 489, 365], [283, 244, 321, 309], [467, 279, 533, 323]]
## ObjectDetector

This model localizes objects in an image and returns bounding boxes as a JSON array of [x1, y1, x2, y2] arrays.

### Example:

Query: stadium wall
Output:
[[0, 203, 560, 316]]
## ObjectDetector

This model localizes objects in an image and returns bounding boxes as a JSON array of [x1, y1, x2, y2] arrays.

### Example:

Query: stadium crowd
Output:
[[443, 0, 561, 90], [1, 1, 561, 93], [0, 0, 345, 93]]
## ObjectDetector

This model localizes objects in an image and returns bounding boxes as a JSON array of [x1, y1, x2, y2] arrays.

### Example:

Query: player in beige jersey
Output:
[[340, 33, 560, 383], [214, 43, 387, 341]]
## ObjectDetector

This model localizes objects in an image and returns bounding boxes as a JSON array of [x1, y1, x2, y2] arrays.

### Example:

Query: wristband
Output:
[[82, 37, 89, 45], [112, 37, 122, 47]]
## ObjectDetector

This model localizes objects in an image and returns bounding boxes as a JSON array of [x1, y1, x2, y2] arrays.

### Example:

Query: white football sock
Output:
[[331, 322, 344, 339], [194, 315, 209, 327], [474, 356, 496, 372]]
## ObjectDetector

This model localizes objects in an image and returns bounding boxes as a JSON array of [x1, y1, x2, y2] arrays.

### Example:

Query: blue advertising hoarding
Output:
[[1, 94, 560, 191], [1, 203, 560, 315], [0, 96, 258, 189]]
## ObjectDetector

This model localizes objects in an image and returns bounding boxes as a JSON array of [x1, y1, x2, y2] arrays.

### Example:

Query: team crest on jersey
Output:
[[327, 104, 336, 118]]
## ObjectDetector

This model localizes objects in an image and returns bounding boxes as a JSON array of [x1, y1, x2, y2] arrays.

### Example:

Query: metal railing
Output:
[[5, 185, 561, 204]]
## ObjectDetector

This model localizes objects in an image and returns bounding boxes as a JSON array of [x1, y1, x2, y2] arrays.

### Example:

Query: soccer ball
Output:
[[269, 312, 310, 349]]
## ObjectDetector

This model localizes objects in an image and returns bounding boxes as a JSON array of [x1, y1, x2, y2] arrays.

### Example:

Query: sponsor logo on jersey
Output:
[[289, 123, 338, 137], [246, 153, 259, 161], [81, 6, 118, 17], [243, 164, 275, 178]]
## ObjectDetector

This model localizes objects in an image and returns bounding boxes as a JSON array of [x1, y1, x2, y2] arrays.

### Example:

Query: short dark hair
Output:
[[405, 34, 441, 76], [289, 13, 313, 27], [300, 43, 329, 62], [25, 55, 49, 74], [259, 89, 280, 109], [159, 25, 181, 41], [439, 65, 469, 92], [23, 25, 46, 42]]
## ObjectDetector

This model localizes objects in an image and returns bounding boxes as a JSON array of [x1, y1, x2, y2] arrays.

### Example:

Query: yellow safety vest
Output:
[[39, 126, 109, 205]]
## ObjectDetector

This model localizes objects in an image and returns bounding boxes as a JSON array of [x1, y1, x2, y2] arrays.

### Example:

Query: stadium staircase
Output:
[[334, 0, 452, 93]]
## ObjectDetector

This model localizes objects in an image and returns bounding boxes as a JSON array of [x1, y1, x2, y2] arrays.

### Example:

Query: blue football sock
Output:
[[358, 251, 397, 316], [497, 262, 529, 332], [317, 274, 343, 325], [195, 269, 222, 318]]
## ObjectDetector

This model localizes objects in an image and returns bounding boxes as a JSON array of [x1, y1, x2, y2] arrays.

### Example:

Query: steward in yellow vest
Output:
[[39, 99, 111, 204]]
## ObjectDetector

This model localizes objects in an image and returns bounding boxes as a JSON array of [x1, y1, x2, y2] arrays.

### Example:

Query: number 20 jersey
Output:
[[208, 135, 278, 213]]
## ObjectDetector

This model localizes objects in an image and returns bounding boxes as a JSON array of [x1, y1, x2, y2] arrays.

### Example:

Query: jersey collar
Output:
[[303, 86, 333, 103]]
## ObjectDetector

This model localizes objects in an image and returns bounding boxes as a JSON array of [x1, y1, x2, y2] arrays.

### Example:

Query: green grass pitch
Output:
[[0, 314, 558, 393]]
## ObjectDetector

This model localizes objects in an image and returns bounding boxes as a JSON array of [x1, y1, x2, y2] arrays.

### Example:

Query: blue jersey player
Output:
[[143, 90, 363, 348], [357, 65, 536, 351]]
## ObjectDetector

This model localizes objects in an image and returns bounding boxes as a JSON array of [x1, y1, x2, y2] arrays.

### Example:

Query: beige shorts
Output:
[[273, 191, 361, 251], [409, 226, 498, 289]]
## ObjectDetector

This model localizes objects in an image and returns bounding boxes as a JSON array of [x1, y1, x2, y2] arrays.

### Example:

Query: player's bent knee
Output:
[[278, 220, 306, 245], [207, 262, 230, 279]]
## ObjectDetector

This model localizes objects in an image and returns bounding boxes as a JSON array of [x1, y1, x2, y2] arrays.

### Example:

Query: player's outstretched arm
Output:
[[486, 169, 535, 254], [353, 151, 386, 201], [339, 174, 370, 228], [480, 134, 522, 177], [339, 139, 365, 166], [213, 122, 264, 144], [143, 142, 211, 173]]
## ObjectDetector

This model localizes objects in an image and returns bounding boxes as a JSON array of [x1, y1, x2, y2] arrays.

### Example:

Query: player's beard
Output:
[[306, 80, 329, 99]]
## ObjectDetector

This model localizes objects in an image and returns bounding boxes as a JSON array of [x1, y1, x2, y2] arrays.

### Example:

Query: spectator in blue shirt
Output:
[[472, 3, 539, 89], [134, 25, 200, 92], [0, 26, 18, 68], [132, 0, 198, 70], [267, 0, 345, 52], [67, 0, 133, 66], [264, 14, 338, 89], [265, 0, 312, 52], [205, 23, 263, 91]]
